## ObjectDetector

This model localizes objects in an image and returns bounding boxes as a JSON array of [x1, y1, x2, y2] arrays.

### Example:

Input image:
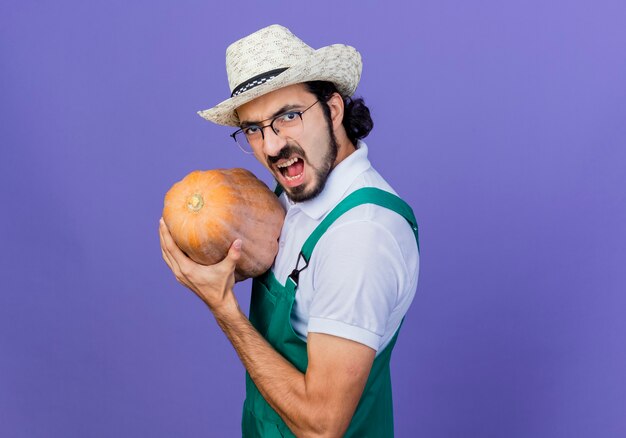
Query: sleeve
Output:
[[306, 219, 406, 352]]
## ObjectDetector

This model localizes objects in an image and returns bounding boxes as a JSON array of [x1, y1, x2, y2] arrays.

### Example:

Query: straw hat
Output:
[[197, 24, 362, 127]]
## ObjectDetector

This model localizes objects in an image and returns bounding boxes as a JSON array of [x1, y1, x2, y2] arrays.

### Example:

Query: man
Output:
[[159, 24, 420, 437]]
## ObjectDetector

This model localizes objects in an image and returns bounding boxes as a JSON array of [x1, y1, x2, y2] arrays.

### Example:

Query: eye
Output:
[[243, 125, 261, 136], [278, 112, 299, 123]]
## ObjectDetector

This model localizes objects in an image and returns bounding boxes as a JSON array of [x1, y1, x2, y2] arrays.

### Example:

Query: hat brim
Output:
[[197, 44, 362, 127]]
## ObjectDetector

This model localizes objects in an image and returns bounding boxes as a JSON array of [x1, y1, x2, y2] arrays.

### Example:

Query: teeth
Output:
[[284, 172, 303, 181], [277, 157, 299, 168]]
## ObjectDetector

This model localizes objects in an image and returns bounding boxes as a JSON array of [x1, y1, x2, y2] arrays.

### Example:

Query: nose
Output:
[[261, 125, 287, 157]]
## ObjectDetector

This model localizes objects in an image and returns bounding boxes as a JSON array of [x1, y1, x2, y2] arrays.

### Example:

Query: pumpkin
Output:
[[162, 168, 285, 280]]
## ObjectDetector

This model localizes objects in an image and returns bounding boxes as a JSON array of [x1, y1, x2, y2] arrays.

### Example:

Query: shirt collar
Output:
[[286, 140, 372, 220]]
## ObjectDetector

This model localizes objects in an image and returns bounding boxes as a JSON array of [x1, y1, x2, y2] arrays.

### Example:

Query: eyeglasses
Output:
[[230, 100, 320, 154]]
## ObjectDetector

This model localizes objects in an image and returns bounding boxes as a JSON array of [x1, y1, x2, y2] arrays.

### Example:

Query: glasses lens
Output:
[[272, 112, 304, 139], [233, 131, 254, 154]]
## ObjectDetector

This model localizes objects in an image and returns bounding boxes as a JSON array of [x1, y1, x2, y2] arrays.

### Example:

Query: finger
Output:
[[209, 238, 242, 279], [161, 237, 192, 289], [161, 247, 173, 270], [222, 238, 242, 270], [158, 222, 175, 268], [159, 218, 189, 274], [161, 247, 181, 280], [161, 238, 182, 280], [159, 223, 172, 262]]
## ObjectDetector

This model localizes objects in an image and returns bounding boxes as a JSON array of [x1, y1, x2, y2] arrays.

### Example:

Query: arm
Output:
[[216, 306, 375, 437], [159, 218, 375, 437]]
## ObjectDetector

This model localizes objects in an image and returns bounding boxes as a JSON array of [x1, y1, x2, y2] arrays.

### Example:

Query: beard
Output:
[[268, 123, 339, 203]]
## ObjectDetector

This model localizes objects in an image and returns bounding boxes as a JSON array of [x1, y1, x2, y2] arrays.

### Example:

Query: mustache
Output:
[[267, 144, 306, 165]]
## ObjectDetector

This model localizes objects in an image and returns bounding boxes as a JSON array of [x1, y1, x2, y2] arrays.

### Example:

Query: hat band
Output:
[[231, 67, 288, 97]]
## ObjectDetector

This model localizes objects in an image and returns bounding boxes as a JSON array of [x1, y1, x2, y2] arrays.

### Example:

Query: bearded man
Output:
[[159, 24, 420, 437]]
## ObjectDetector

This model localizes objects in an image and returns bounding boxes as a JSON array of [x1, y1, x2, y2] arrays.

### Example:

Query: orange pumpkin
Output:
[[162, 168, 285, 280]]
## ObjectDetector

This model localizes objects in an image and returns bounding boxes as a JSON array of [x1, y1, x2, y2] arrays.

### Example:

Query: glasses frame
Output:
[[229, 100, 320, 154]]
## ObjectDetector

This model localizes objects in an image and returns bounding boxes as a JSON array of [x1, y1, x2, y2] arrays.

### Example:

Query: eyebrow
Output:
[[239, 104, 303, 126]]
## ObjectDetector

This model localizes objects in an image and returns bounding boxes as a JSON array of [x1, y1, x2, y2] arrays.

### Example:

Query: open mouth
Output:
[[276, 157, 305, 184]]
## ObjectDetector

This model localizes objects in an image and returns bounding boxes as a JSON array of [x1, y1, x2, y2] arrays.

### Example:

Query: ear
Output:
[[326, 92, 345, 131]]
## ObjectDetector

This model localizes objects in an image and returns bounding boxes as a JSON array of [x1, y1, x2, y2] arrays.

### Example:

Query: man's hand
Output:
[[159, 217, 376, 436], [159, 217, 241, 313]]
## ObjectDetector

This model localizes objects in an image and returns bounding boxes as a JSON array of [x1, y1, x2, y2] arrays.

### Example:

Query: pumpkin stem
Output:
[[186, 194, 204, 212]]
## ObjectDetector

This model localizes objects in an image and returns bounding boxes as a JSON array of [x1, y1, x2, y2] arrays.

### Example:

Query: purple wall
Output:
[[1, 1, 625, 437]]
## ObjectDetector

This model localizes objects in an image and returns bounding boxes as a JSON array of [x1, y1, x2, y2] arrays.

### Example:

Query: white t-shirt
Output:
[[272, 141, 420, 355]]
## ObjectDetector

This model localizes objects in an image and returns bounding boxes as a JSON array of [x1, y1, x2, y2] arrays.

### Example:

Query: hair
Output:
[[304, 81, 373, 146]]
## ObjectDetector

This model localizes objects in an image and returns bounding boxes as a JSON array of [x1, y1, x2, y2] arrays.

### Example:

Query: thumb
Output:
[[225, 238, 242, 266]]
